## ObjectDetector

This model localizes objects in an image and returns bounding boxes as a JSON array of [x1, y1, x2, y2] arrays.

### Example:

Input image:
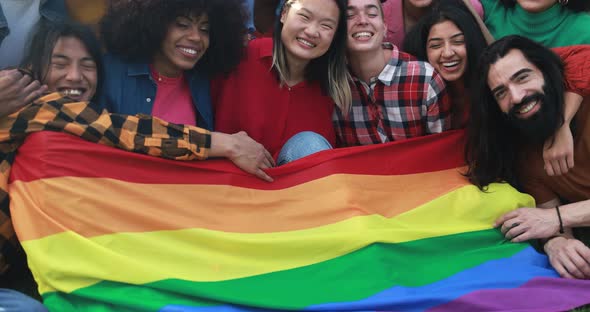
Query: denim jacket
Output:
[[0, 0, 68, 47], [98, 54, 214, 131]]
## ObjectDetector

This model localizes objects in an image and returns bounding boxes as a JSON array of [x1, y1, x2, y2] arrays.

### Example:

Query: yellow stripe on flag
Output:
[[19, 182, 533, 295]]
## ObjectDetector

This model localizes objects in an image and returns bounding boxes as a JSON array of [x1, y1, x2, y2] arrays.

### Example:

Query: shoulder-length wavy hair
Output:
[[272, 0, 352, 112], [100, 0, 248, 77], [21, 20, 104, 101], [403, 0, 487, 88], [465, 35, 565, 190], [499, 0, 590, 12]]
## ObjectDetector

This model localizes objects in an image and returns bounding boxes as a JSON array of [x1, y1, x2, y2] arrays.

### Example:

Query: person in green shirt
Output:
[[480, 0, 590, 47]]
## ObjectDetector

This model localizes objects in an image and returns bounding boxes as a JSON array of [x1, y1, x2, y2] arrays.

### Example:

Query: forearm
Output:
[[209, 132, 235, 159], [562, 91, 582, 125], [560, 200, 590, 228], [0, 94, 213, 161], [538, 198, 590, 232]]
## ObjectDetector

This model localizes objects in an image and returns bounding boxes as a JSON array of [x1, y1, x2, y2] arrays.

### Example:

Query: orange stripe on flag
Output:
[[11, 168, 468, 241]]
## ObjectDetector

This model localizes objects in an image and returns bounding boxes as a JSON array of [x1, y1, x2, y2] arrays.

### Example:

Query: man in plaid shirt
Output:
[[334, 0, 452, 147]]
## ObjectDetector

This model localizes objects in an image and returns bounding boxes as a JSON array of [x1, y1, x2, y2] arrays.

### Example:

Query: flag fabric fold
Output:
[[9, 130, 590, 311]]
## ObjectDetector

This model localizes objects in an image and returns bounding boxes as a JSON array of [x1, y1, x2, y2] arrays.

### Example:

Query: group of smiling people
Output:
[[1, 0, 590, 310]]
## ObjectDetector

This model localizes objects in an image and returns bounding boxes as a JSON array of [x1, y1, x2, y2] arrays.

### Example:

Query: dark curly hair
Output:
[[100, 0, 248, 76], [499, 0, 590, 12]]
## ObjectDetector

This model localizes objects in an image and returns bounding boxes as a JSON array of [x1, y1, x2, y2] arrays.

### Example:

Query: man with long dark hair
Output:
[[0, 18, 105, 312], [466, 35, 590, 279]]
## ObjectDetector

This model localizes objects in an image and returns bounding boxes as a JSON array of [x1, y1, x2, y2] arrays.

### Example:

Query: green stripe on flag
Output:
[[44, 229, 527, 311]]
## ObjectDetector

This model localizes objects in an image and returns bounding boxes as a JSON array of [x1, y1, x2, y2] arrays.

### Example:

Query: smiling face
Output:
[[346, 0, 386, 53], [153, 13, 210, 77], [487, 49, 546, 119], [45, 36, 97, 101], [516, 0, 557, 13], [279, 0, 340, 66], [426, 20, 467, 83]]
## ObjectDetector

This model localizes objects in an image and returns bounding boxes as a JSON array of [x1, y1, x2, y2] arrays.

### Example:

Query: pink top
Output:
[[383, 0, 484, 49], [150, 66, 198, 126]]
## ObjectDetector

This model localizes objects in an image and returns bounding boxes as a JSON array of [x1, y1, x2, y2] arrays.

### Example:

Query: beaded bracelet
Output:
[[555, 205, 565, 234]]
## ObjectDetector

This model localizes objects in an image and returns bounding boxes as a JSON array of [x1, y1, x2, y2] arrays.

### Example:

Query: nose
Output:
[[508, 85, 527, 106], [442, 43, 455, 58], [65, 64, 82, 82], [303, 23, 320, 38], [186, 26, 202, 42], [358, 12, 369, 25]]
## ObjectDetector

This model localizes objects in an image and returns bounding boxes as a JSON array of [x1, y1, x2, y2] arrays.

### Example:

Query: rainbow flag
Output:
[[9, 130, 590, 311]]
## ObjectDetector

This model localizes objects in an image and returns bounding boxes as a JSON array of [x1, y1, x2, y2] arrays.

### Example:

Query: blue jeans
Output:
[[277, 131, 332, 166], [0, 289, 47, 312]]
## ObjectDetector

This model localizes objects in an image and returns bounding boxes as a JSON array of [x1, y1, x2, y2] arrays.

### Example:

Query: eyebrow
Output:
[[347, 4, 380, 12], [490, 68, 533, 95], [178, 15, 209, 23], [51, 54, 69, 60], [52, 54, 95, 63], [428, 32, 464, 43], [300, 7, 337, 24]]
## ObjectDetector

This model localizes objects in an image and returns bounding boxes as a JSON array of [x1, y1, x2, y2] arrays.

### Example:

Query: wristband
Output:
[[555, 205, 565, 234]]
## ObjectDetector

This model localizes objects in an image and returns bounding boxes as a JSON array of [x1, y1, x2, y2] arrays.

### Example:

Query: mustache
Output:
[[508, 93, 544, 116]]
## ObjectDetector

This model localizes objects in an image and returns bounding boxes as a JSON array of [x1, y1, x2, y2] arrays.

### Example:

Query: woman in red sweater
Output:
[[213, 0, 350, 165]]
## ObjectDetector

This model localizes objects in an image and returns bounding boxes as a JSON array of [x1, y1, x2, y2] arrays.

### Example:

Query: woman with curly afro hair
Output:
[[98, 0, 248, 130], [98, 0, 280, 183]]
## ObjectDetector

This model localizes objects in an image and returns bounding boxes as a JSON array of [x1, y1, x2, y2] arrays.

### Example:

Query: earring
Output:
[[558, 0, 569, 5]]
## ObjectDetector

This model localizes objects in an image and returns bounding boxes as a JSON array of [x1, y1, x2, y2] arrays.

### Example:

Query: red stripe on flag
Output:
[[10, 130, 466, 189]]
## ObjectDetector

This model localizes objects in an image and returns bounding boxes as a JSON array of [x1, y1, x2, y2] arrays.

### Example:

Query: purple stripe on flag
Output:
[[429, 277, 590, 312]]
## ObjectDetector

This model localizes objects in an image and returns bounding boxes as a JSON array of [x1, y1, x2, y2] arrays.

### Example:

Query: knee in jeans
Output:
[[0, 289, 47, 312], [277, 131, 332, 166]]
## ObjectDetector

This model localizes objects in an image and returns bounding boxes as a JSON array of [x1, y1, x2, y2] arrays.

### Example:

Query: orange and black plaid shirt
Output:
[[0, 93, 211, 275]]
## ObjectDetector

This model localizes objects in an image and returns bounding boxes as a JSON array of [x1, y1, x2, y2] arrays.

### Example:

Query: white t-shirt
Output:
[[0, 0, 42, 68]]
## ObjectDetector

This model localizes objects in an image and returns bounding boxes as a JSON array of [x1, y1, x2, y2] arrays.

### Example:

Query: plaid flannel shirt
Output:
[[333, 43, 452, 147], [0, 92, 211, 276]]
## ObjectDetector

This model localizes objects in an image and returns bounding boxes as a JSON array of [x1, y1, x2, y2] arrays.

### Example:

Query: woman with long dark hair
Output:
[[404, 0, 487, 128], [382, 0, 484, 48], [406, 0, 588, 176]]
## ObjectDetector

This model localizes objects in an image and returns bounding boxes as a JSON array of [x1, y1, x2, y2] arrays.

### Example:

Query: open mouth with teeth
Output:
[[177, 46, 200, 58], [296, 37, 316, 48], [59, 88, 86, 99], [517, 100, 538, 116], [442, 61, 460, 68], [352, 31, 374, 40]]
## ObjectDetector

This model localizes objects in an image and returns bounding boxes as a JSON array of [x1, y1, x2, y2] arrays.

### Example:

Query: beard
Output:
[[505, 86, 561, 145]]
